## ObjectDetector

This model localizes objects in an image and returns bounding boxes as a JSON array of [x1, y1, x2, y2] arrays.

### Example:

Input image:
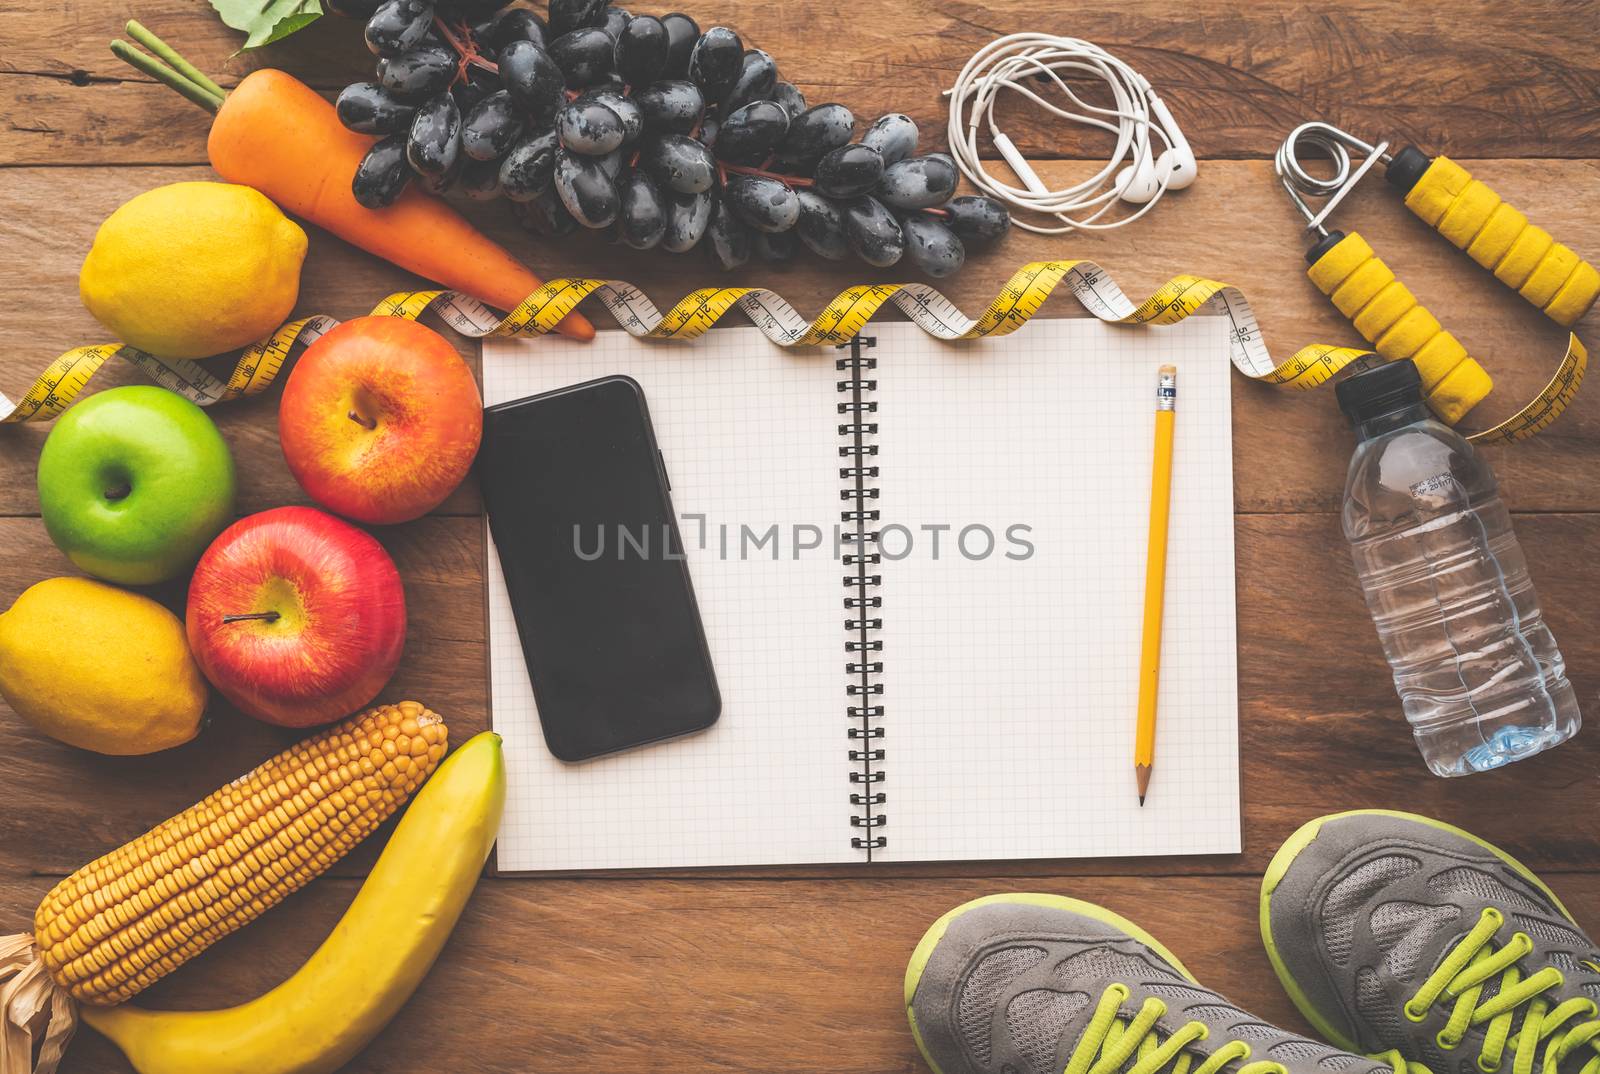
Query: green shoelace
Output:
[[1381, 907, 1600, 1074], [1062, 986, 1405, 1074]]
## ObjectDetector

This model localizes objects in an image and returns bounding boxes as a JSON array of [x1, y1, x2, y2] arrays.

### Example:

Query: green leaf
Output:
[[210, 0, 324, 50]]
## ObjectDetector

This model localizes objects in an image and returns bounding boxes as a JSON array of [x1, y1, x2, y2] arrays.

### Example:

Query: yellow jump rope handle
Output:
[[1401, 154, 1600, 329], [1306, 231, 1493, 424]]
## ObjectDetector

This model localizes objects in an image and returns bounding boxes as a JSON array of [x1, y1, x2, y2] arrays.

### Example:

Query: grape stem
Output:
[[719, 161, 815, 187], [434, 17, 499, 81]]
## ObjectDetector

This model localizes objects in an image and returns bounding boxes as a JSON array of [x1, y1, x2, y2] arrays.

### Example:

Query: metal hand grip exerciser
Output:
[[1277, 122, 1598, 424]]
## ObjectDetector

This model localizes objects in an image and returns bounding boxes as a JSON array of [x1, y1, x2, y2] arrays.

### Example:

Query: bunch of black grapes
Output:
[[331, 0, 1011, 275]]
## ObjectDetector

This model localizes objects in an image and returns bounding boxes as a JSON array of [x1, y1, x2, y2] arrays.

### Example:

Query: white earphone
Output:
[[945, 35, 1198, 232], [1115, 93, 1197, 204]]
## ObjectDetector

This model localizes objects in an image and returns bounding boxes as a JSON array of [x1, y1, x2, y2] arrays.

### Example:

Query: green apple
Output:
[[37, 386, 236, 585]]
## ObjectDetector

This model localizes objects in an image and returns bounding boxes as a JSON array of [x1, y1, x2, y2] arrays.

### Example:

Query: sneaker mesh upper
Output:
[[1514, 913, 1586, 949], [1323, 856, 1421, 965], [1054, 947, 1179, 986], [959, 947, 1048, 1063], [1146, 981, 1227, 1002], [1268, 1039, 1328, 1061], [1369, 902, 1459, 980], [1232, 1021, 1282, 1041], [1356, 966, 1407, 1053], [1006, 989, 1089, 1074], [1427, 867, 1548, 915]]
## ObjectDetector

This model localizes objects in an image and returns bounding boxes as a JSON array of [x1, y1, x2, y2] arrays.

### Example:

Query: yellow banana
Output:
[[84, 731, 505, 1074]]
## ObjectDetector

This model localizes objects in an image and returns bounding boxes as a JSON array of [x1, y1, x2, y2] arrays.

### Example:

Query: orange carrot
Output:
[[207, 70, 592, 341], [110, 23, 595, 342]]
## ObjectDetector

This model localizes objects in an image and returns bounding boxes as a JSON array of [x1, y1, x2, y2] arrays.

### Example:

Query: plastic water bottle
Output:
[[1337, 358, 1581, 776]]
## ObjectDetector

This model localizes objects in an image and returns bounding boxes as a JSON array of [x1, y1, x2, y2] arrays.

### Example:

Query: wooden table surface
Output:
[[4, 2, 1599, 1071]]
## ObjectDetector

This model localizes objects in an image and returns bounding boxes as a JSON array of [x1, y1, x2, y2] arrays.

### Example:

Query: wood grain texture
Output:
[[5, 870, 1600, 1074], [1, 160, 1596, 517], [4, 2, 1600, 164], [3, 4, 1600, 1072]]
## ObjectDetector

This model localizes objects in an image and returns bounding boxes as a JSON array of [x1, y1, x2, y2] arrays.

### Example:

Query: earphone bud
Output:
[[1116, 92, 1194, 204], [1115, 150, 1161, 204], [1150, 94, 1197, 190]]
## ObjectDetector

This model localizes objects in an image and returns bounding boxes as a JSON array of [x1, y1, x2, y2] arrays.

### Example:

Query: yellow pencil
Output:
[[1135, 364, 1177, 806]]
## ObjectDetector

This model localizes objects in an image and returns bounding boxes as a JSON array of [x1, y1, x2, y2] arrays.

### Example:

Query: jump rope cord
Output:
[[944, 33, 1176, 234]]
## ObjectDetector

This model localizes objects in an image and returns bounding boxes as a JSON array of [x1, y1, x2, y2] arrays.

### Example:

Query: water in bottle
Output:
[[1337, 358, 1581, 776]]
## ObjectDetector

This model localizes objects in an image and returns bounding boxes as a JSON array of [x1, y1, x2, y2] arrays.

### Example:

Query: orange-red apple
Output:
[[279, 316, 482, 525], [186, 505, 406, 728]]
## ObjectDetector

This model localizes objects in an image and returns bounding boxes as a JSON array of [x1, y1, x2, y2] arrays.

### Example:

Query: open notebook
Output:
[[482, 317, 1240, 871]]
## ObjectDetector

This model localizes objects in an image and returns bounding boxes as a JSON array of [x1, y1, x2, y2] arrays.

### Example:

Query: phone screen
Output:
[[480, 376, 720, 761]]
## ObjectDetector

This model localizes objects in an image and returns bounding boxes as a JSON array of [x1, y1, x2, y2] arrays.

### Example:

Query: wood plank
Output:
[[1, 160, 1596, 518], [4, 8, 1595, 1074], [6, 869, 1600, 1074], [5, 2, 1600, 164], [5, 510, 1598, 880]]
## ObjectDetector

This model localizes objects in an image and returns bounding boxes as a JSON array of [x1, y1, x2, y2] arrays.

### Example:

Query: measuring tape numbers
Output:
[[3, 261, 1583, 446]]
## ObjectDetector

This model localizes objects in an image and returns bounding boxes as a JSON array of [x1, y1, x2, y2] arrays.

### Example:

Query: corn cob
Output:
[[30, 701, 447, 1006]]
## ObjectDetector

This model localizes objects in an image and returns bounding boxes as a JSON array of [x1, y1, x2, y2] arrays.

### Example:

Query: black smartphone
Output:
[[479, 375, 720, 762]]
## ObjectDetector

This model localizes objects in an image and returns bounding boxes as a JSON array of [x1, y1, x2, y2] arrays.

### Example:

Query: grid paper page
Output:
[[870, 317, 1241, 862], [483, 328, 848, 870]]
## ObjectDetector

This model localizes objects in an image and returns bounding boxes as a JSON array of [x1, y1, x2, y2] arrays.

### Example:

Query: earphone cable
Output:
[[944, 33, 1186, 234]]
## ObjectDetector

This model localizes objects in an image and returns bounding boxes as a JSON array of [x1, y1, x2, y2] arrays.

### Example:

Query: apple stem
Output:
[[222, 611, 281, 624], [103, 483, 131, 501], [347, 409, 377, 430]]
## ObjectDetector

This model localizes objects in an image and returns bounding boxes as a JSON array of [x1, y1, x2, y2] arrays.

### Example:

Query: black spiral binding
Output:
[[838, 335, 885, 858]]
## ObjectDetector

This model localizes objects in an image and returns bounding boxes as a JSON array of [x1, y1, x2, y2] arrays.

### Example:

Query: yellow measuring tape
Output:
[[4, 260, 1583, 445]]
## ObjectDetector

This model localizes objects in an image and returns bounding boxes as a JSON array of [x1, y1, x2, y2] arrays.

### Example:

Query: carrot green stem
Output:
[[125, 20, 228, 101], [110, 39, 223, 113]]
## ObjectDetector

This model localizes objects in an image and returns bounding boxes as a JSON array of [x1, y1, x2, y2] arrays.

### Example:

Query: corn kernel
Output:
[[31, 703, 448, 1005]]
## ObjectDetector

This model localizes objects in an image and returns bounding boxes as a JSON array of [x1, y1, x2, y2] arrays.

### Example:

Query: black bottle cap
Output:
[[1385, 145, 1433, 193], [1306, 228, 1347, 266], [1335, 357, 1423, 425]]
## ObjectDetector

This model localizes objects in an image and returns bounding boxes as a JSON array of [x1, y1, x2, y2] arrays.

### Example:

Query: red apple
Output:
[[278, 316, 482, 525], [186, 505, 406, 728]]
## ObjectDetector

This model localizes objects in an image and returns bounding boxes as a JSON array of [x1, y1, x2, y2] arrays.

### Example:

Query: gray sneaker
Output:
[[905, 893, 1398, 1074], [1261, 810, 1600, 1074]]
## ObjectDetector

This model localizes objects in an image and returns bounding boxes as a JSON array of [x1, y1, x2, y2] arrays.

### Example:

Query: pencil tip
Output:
[[1138, 795, 1145, 807]]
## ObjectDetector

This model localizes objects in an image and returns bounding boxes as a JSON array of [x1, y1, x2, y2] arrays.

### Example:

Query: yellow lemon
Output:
[[0, 577, 206, 754], [80, 181, 307, 360]]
